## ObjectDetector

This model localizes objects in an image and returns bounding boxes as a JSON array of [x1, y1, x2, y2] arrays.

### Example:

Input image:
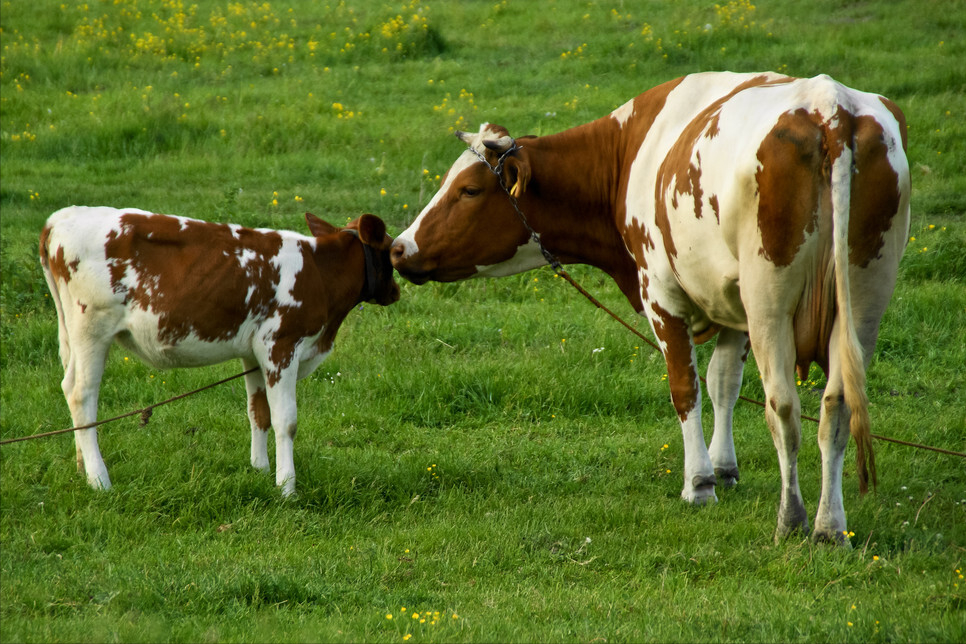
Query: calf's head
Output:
[[306, 212, 400, 306], [391, 123, 545, 284]]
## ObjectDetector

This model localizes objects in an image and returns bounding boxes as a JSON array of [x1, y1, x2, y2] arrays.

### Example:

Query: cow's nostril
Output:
[[390, 242, 406, 265]]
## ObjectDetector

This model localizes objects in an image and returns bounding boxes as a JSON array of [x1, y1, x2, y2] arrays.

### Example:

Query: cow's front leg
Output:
[[650, 304, 717, 505], [243, 359, 271, 474], [264, 367, 299, 497], [706, 328, 750, 488]]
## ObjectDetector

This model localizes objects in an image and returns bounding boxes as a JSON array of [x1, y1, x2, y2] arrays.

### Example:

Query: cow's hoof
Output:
[[682, 474, 718, 505], [714, 467, 740, 489], [774, 508, 810, 542], [811, 526, 853, 548], [773, 522, 808, 543]]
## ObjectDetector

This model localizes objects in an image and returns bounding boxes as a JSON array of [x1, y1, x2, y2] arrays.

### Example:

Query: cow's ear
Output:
[[505, 156, 531, 198], [356, 213, 388, 247], [305, 212, 338, 237]]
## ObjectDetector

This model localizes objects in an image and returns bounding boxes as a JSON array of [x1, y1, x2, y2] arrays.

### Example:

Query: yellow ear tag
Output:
[[510, 181, 522, 198]]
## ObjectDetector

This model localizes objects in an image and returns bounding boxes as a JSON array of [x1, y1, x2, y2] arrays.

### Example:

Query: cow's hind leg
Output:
[[707, 328, 749, 488], [748, 317, 808, 539], [813, 259, 900, 544], [63, 340, 112, 490], [243, 359, 271, 474], [812, 342, 851, 545]]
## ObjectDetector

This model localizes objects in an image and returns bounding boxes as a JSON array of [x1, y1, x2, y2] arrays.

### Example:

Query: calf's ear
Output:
[[306, 212, 339, 237], [357, 213, 389, 247]]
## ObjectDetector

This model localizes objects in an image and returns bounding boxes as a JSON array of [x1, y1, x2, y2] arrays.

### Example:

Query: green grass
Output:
[[2, 0, 965, 642]]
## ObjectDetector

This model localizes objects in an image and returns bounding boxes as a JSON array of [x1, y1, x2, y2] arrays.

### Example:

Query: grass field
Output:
[[2, 0, 965, 642]]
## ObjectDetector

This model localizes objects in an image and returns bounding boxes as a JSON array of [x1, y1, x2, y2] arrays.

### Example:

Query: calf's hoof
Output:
[[278, 477, 297, 498], [86, 471, 112, 491]]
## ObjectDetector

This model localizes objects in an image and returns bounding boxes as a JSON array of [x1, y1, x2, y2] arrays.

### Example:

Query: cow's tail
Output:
[[829, 130, 876, 495], [39, 221, 71, 371]]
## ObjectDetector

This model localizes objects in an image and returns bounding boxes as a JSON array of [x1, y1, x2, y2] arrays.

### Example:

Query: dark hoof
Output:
[[690, 474, 718, 506], [714, 467, 740, 488], [774, 505, 810, 542], [692, 474, 717, 490], [811, 528, 853, 548]]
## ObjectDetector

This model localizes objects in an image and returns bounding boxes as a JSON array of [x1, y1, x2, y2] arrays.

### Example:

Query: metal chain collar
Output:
[[467, 143, 563, 272]]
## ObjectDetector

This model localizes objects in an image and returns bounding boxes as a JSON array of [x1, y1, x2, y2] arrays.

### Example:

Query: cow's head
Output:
[[306, 212, 400, 306], [391, 123, 546, 284]]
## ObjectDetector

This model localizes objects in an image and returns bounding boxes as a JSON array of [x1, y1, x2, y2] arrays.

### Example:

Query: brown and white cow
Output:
[[391, 72, 910, 542], [40, 206, 399, 496]]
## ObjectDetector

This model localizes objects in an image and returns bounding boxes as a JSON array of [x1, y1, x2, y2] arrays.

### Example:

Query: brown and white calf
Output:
[[391, 72, 910, 542], [40, 206, 399, 495]]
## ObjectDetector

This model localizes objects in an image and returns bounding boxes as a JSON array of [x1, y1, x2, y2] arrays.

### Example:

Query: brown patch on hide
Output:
[[651, 302, 698, 421], [848, 115, 902, 268], [104, 213, 286, 346], [755, 108, 823, 267], [250, 387, 271, 431]]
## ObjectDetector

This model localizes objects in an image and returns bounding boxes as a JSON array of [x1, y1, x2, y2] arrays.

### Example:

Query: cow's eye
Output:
[[461, 186, 482, 198]]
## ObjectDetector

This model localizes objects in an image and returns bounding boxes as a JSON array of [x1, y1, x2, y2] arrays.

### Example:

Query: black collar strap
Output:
[[343, 229, 378, 302]]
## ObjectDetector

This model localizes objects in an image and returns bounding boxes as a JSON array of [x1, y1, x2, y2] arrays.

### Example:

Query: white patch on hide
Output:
[[610, 99, 635, 128], [473, 239, 547, 277]]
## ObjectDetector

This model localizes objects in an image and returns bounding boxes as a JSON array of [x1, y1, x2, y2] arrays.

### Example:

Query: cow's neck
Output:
[[522, 119, 644, 311], [306, 237, 368, 349]]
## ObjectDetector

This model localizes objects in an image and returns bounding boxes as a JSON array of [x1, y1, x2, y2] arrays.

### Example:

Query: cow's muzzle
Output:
[[389, 241, 408, 268], [390, 241, 434, 284]]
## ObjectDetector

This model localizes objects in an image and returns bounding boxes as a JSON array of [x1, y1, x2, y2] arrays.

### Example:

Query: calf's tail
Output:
[[39, 223, 72, 370]]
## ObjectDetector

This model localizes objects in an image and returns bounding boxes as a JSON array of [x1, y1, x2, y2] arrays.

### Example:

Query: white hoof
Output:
[[278, 476, 296, 498], [87, 471, 112, 491]]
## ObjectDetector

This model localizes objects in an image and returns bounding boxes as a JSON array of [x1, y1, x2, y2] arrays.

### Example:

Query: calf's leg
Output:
[[243, 360, 271, 473], [63, 340, 112, 490], [264, 368, 299, 497]]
